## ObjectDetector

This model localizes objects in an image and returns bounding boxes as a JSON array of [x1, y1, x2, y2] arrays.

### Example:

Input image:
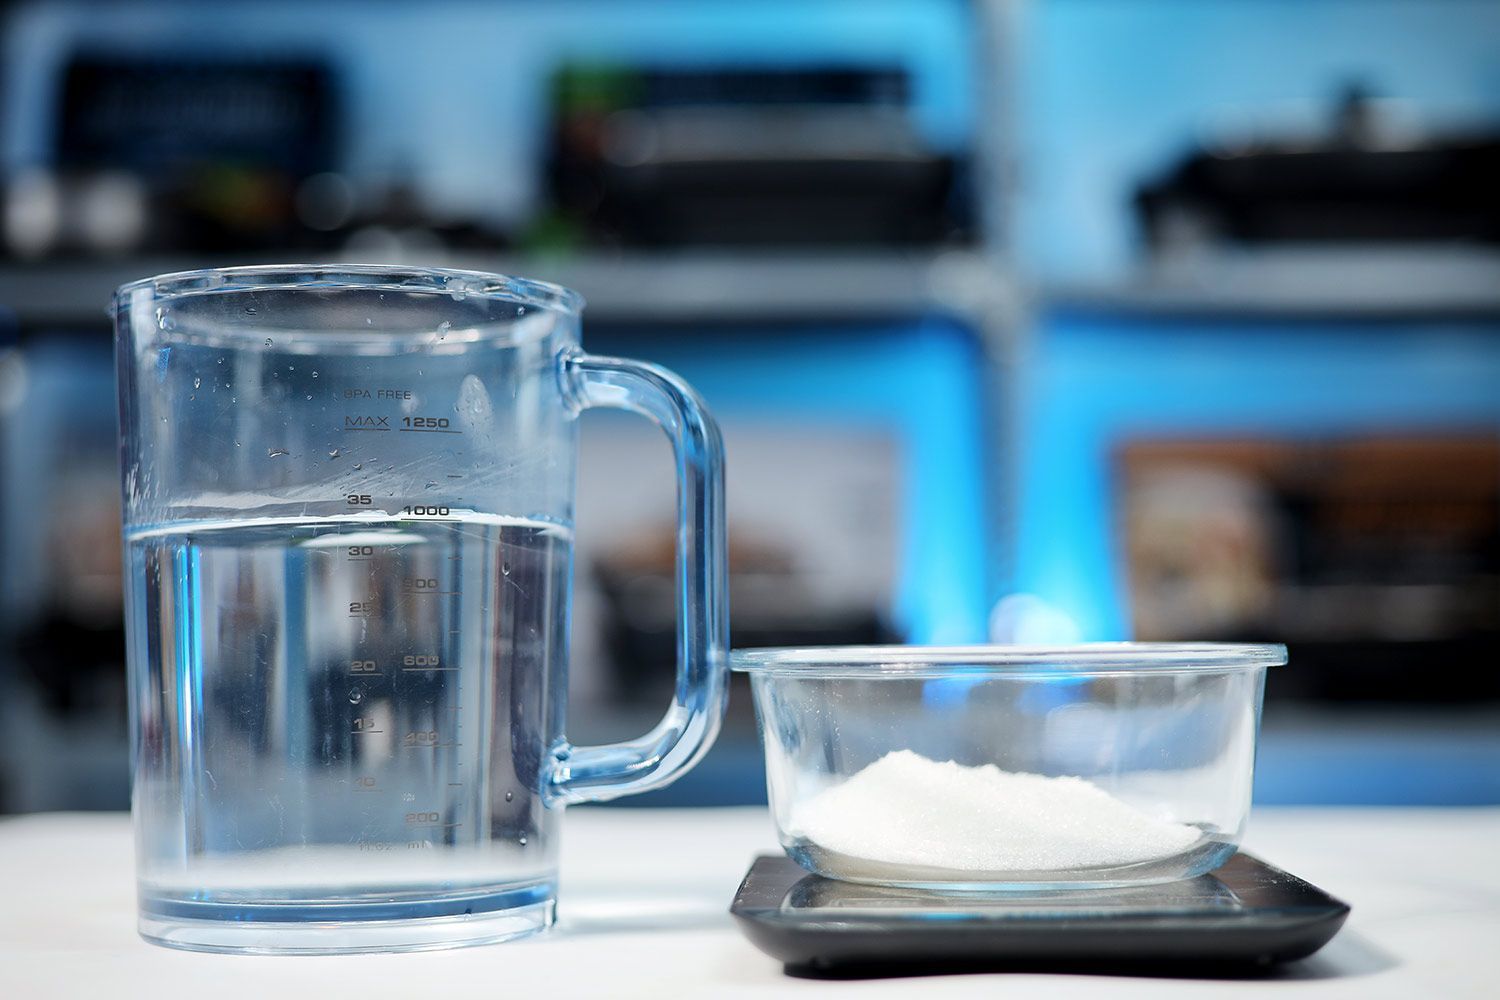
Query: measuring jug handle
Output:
[[547, 352, 730, 805]]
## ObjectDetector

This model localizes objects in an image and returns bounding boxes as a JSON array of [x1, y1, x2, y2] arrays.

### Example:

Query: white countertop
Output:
[[3, 807, 1497, 998]]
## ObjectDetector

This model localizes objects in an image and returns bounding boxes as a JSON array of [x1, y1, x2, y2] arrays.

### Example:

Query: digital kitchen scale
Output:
[[731, 853, 1349, 976]]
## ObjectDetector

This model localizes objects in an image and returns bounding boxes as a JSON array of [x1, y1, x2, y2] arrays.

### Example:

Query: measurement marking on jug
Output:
[[399, 416, 460, 434], [398, 655, 451, 671], [402, 578, 459, 596], [402, 505, 451, 518], [405, 814, 464, 828]]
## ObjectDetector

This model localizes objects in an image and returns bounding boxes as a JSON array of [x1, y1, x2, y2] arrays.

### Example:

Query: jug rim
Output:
[[112, 263, 585, 318]]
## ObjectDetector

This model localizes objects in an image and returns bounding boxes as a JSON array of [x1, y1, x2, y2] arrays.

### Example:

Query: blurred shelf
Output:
[[9, 248, 1500, 330], [1048, 245, 1500, 320], [0, 249, 1013, 331]]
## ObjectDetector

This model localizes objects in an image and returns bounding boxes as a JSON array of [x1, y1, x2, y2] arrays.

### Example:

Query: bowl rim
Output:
[[730, 642, 1286, 677]]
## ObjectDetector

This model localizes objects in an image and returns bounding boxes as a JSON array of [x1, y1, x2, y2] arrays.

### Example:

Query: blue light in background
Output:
[[591, 316, 992, 645]]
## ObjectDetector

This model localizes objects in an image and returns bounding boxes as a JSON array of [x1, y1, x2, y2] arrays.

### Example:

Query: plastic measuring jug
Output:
[[112, 265, 728, 953]]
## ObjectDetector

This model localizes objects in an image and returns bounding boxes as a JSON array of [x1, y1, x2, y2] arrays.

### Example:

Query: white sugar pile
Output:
[[792, 750, 1201, 871]]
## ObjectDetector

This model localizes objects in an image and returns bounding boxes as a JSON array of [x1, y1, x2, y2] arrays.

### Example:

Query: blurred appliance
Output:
[[1137, 88, 1500, 252], [567, 320, 992, 715], [0, 337, 128, 810], [583, 425, 901, 700], [4, 50, 522, 260], [19, 54, 342, 255], [594, 531, 898, 687], [1119, 435, 1500, 702], [543, 64, 970, 247]]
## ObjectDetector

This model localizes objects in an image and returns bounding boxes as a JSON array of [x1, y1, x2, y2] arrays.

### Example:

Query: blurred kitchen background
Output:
[[1, 0, 1497, 812]]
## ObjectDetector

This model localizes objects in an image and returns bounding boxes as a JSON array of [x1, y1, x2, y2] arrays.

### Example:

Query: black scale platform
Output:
[[730, 853, 1349, 977]]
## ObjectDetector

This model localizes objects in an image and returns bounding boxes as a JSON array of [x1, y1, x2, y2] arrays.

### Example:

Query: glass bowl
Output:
[[733, 643, 1285, 891]]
